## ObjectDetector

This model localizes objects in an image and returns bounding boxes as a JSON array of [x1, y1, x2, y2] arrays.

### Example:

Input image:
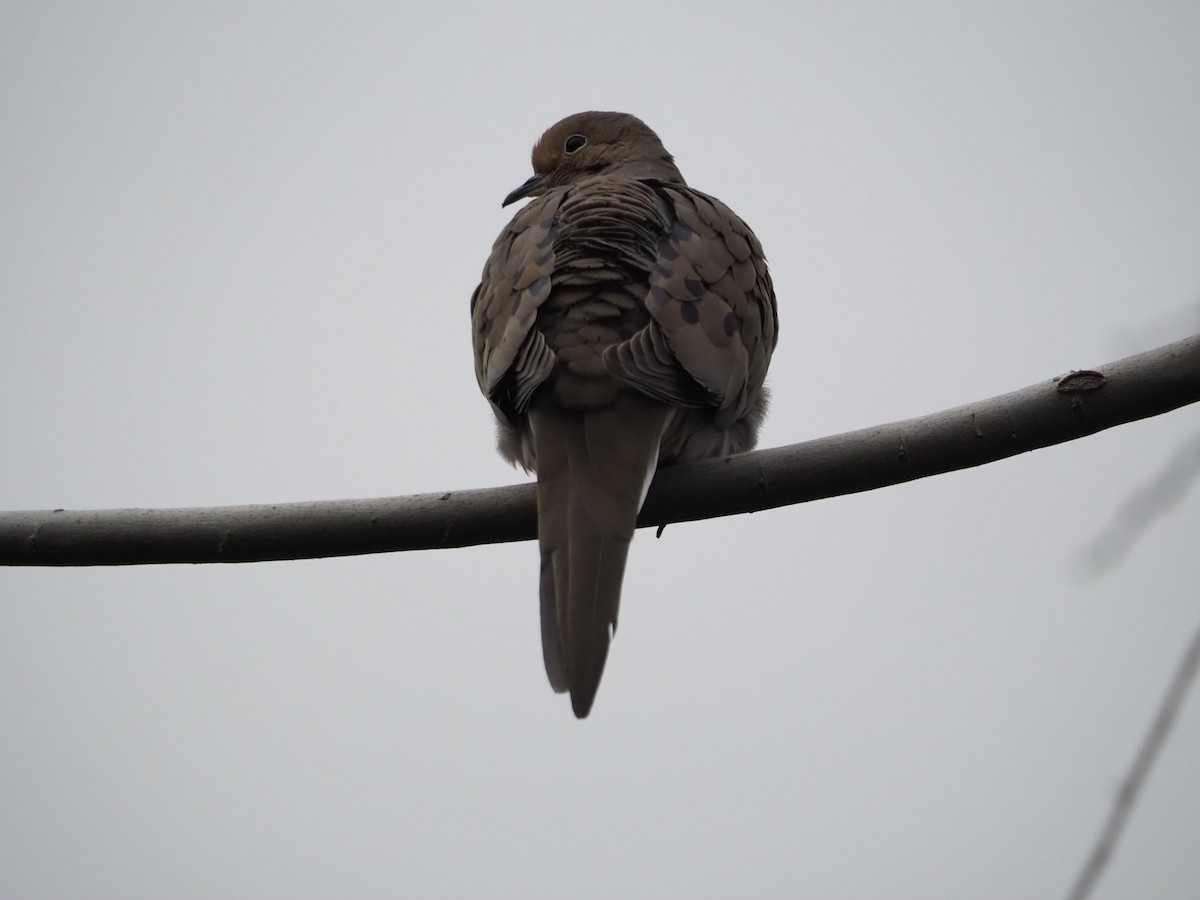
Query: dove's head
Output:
[[502, 111, 686, 207]]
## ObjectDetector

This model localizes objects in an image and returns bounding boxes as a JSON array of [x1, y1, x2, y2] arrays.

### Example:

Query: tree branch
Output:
[[2, 334, 1198, 567]]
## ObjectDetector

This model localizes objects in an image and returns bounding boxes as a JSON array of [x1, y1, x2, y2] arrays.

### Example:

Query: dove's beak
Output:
[[502, 174, 546, 207]]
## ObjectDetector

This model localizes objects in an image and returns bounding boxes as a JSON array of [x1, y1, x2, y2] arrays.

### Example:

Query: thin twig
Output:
[[1078, 429, 1200, 578], [1065, 618, 1200, 900]]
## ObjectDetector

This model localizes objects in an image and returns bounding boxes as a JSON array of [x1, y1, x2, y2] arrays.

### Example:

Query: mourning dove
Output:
[[471, 111, 778, 718]]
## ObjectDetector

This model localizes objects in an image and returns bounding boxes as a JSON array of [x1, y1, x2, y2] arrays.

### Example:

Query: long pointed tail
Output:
[[531, 396, 670, 718]]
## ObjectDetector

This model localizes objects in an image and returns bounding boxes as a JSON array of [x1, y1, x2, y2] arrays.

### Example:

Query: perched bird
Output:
[[471, 112, 778, 718]]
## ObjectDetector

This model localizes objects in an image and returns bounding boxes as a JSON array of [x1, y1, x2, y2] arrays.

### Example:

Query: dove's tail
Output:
[[530, 396, 671, 718]]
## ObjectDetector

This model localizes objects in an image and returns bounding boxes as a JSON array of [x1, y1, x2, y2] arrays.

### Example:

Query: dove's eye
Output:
[[563, 134, 587, 154]]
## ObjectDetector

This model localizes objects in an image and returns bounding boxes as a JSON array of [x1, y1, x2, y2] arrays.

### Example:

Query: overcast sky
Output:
[[3, 2, 1199, 898]]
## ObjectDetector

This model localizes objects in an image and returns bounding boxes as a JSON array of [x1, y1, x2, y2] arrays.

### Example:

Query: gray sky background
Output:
[[3, 2, 1199, 898]]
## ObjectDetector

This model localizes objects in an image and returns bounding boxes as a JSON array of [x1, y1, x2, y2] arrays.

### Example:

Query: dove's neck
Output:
[[613, 158, 687, 186]]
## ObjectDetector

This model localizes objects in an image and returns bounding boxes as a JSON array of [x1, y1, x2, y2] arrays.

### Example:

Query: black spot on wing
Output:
[[528, 275, 551, 301], [724, 311, 740, 337]]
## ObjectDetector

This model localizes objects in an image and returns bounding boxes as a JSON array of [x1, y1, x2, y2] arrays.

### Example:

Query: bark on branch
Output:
[[2, 334, 1198, 567]]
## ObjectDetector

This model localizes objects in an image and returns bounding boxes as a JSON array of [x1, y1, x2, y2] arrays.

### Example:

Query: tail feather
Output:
[[538, 553, 569, 693], [563, 511, 630, 718], [530, 396, 669, 718]]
